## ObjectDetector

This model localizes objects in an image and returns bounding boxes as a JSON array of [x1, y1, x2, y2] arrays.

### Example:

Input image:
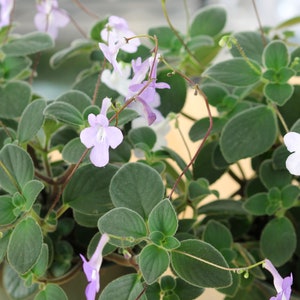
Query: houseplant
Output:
[[0, 0, 299, 299]]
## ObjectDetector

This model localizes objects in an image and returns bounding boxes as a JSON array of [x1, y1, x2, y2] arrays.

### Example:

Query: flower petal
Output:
[[284, 132, 300, 153], [100, 97, 112, 116], [286, 152, 300, 176], [80, 127, 98, 148], [89, 142, 109, 167], [264, 259, 283, 293], [105, 127, 123, 149]]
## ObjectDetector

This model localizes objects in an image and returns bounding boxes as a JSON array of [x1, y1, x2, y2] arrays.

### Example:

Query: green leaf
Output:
[[56, 90, 92, 112], [0, 144, 34, 194], [108, 109, 139, 127], [193, 141, 226, 183], [23, 180, 44, 211], [32, 244, 49, 278], [281, 185, 299, 208], [203, 220, 233, 251], [263, 82, 294, 106], [189, 117, 226, 141], [200, 84, 228, 107], [260, 217, 296, 266], [263, 41, 290, 71], [148, 26, 177, 49], [259, 159, 292, 189], [3, 263, 38, 299], [230, 31, 266, 65], [0, 56, 31, 80], [50, 40, 95, 68], [63, 164, 117, 215], [220, 106, 277, 163], [7, 217, 43, 274], [0, 231, 10, 263], [0, 81, 31, 118], [2, 32, 54, 56], [0, 195, 17, 225], [128, 126, 156, 149], [157, 70, 187, 116], [44, 101, 84, 126], [17, 99, 46, 143], [99, 274, 146, 300], [110, 162, 164, 219], [275, 15, 300, 29], [243, 193, 268, 216], [171, 239, 232, 288], [34, 284, 68, 300], [203, 58, 261, 87], [148, 199, 178, 236], [62, 137, 89, 164], [173, 278, 204, 300], [98, 207, 147, 247], [190, 6, 226, 37], [140, 244, 169, 284]]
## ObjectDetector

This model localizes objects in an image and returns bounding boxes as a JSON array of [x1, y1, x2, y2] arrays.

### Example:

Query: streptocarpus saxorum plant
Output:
[[0, 1, 299, 300]]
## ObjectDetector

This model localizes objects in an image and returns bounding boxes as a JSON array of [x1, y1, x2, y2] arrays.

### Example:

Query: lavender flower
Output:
[[283, 131, 300, 176], [80, 233, 110, 300], [128, 55, 170, 125], [34, 0, 69, 39], [80, 97, 123, 167], [99, 15, 140, 74], [0, 0, 13, 27], [264, 259, 293, 300]]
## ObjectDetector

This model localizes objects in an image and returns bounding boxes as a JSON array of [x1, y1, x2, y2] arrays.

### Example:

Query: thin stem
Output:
[[236, 161, 247, 181], [45, 148, 89, 218], [68, 13, 88, 39], [168, 85, 213, 199], [274, 105, 289, 133], [174, 116, 192, 162], [71, 0, 99, 19], [180, 111, 197, 122], [251, 0, 267, 47], [228, 168, 243, 185], [161, 0, 204, 69], [28, 52, 42, 85], [172, 248, 265, 273]]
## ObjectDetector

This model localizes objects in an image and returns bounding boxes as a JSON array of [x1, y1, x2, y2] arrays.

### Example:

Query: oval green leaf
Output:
[[110, 162, 164, 219], [0, 144, 34, 194], [260, 217, 296, 266], [99, 274, 146, 300], [171, 239, 232, 288], [98, 207, 147, 247], [0, 81, 31, 118], [263, 40, 290, 71], [220, 106, 277, 163], [17, 99, 46, 143], [140, 244, 169, 284], [34, 284, 68, 300], [203, 58, 261, 87], [148, 199, 178, 236], [63, 164, 117, 215], [7, 217, 43, 274]]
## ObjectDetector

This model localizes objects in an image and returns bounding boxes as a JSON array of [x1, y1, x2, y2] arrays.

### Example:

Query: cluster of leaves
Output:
[[0, 4, 299, 300]]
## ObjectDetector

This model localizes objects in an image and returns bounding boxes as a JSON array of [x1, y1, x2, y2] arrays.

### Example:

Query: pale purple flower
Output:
[[283, 132, 300, 176], [101, 63, 131, 96], [80, 233, 110, 300], [80, 97, 123, 167], [0, 0, 14, 27], [99, 15, 140, 74], [128, 55, 170, 125], [34, 0, 69, 39], [264, 259, 293, 300]]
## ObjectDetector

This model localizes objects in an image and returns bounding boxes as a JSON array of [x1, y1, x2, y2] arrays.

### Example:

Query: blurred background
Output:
[[11, 0, 300, 98]]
